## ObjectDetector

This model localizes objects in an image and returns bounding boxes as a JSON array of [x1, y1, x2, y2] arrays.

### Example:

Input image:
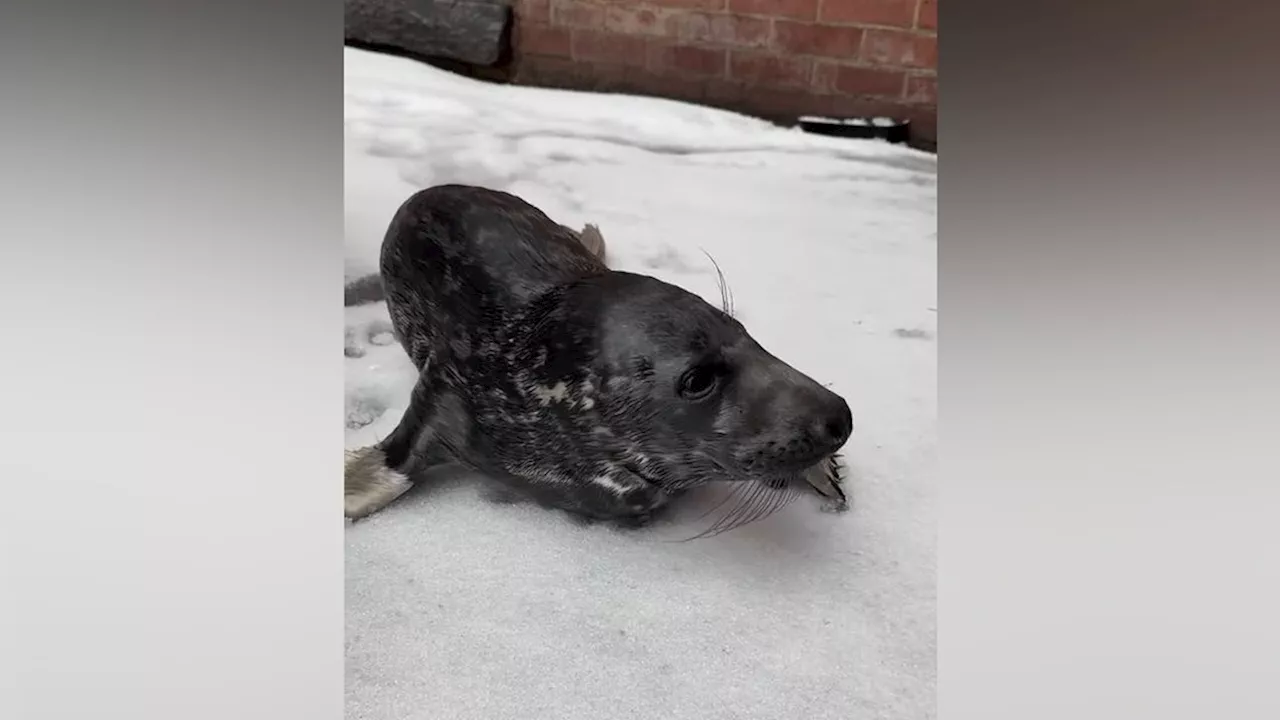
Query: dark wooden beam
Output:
[[345, 0, 512, 68]]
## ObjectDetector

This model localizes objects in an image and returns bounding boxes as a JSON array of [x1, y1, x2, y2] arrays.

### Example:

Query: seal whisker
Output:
[[700, 249, 735, 318], [734, 481, 786, 530], [694, 477, 804, 540], [758, 483, 802, 524], [742, 484, 781, 525], [674, 482, 757, 542], [699, 485, 754, 533], [691, 482, 744, 521], [715, 483, 775, 535], [712, 490, 761, 536], [697, 480, 772, 539]]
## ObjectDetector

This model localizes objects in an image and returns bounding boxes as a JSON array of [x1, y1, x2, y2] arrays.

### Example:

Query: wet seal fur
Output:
[[345, 185, 854, 531]]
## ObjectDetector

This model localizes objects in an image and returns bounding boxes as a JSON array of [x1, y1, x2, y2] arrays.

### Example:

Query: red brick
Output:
[[648, 42, 727, 77], [706, 79, 838, 121], [647, 0, 727, 10], [827, 94, 909, 120], [811, 60, 838, 91], [860, 29, 936, 68], [728, 0, 819, 21], [833, 65, 905, 98], [904, 72, 936, 103], [773, 21, 862, 58], [552, 0, 605, 28], [572, 29, 649, 67], [905, 105, 936, 142], [729, 51, 812, 89], [518, 0, 551, 24], [664, 12, 772, 48], [917, 0, 937, 30], [520, 23, 572, 57], [620, 68, 709, 103], [748, 85, 828, 120], [517, 55, 593, 87], [704, 78, 747, 106], [819, 0, 916, 27], [585, 62, 633, 92], [604, 6, 663, 35]]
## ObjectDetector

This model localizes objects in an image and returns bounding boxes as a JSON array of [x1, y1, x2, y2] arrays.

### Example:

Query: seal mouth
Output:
[[676, 445, 814, 490], [711, 452, 847, 507]]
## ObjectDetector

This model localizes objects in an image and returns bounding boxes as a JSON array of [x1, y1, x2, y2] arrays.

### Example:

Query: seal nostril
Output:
[[824, 419, 844, 441], [822, 403, 853, 446]]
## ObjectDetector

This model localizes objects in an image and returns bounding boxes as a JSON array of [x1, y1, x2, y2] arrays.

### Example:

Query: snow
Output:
[[343, 47, 936, 720]]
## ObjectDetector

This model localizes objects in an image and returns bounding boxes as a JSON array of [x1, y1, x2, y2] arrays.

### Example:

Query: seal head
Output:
[[516, 271, 853, 494]]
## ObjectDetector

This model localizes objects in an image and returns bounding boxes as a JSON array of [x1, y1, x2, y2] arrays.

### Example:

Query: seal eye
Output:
[[678, 365, 718, 400]]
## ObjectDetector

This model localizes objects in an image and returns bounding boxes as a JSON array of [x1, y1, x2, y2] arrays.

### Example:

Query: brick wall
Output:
[[510, 0, 938, 149]]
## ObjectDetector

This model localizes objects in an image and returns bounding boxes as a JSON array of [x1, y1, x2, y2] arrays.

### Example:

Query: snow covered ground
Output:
[[343, 47, 936, 720]]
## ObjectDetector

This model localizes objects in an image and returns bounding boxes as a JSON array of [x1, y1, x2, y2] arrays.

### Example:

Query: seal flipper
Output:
[[803, 454, 850, 513], [493, 465, 669, 526], [344, 446, 412, 519], [345, 373, 461, 520], [577, 223, 606, 264], [558, 222, 607, 264]]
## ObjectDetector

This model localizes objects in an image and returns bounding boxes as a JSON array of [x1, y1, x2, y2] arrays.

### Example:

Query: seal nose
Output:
[[814, 397, 854, 451]]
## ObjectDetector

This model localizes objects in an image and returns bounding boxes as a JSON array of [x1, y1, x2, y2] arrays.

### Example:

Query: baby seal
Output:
[[344, 185, 853, 526]]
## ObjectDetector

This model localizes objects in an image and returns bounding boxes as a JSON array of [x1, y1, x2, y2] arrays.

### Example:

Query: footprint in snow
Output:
[[345, 318, 397, 358]]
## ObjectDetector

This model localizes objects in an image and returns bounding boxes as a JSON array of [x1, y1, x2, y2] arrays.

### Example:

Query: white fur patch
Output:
[[531, 381, 569, 405], [344, 446, 412, 519], [531, 380, 597, 411], [590, 474, 632, 496]]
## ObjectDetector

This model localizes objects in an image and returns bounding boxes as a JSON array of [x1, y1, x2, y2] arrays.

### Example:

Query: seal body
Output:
[[345, 185, 853, 522]]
